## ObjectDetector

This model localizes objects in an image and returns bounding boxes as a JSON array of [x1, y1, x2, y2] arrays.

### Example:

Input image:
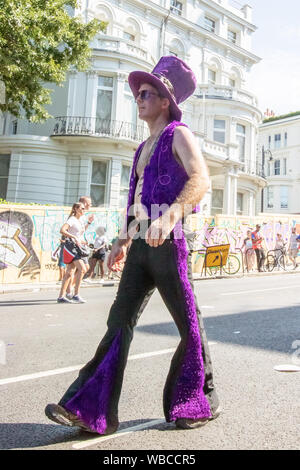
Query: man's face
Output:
[[83, 198, 91, 210], [136, 83, 169, 121], [256, 225, 260, 231]]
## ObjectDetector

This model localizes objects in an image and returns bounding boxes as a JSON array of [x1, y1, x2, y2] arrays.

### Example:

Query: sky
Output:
[[246, 0, 300, 116]]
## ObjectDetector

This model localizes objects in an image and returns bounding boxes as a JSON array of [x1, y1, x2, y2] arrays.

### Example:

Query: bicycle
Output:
[[265, 248, 296, 272], [193, 248, 241, 276]]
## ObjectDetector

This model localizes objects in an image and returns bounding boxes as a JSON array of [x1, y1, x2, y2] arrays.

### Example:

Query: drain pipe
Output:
[[160, 9, 170, 57]]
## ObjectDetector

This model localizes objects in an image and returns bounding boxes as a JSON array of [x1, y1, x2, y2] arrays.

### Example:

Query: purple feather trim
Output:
[[64, 330, 122, 434], [169, 223, 212, 420]]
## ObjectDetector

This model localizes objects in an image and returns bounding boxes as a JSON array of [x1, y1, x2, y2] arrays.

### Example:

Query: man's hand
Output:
[[88, 214, 94, 224], [107, 241, 126, 270], [145, 214, 176, 247]]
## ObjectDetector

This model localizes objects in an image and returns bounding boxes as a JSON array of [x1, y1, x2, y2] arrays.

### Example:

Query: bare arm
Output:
[[60, 223, 80, 245], [146, 126, 210, 247]]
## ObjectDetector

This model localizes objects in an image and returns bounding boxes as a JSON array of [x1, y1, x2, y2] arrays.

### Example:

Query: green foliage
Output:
[[0, 0, 105, 122], [263, 111, 300, 123]]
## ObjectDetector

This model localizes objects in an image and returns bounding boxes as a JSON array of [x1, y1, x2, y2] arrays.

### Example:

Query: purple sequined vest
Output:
[[126, 120, 199, 228]]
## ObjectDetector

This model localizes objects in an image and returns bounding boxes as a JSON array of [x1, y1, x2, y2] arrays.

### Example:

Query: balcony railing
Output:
[[239, 159, 265, 179], [52, 117, 149, 142], [195, 84, 258, 108], [96, 36, 150, 62]]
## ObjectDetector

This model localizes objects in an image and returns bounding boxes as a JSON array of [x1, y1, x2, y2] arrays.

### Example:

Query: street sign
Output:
[[205, 244, 230, 268]]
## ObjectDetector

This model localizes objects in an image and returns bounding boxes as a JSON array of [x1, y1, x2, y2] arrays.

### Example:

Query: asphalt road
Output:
[[0, 273, 299, 450]]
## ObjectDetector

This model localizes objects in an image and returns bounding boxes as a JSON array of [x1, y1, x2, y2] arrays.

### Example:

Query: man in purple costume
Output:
[[45, 56, 220, 435]]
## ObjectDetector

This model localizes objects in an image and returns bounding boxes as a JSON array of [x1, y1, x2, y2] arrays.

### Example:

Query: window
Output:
[[268, 135, 271, 149], [120, 165, 131, 208], [280, 186, 288, 209], [0, 154, 10, 199], [90, 161, 107, 206], [11, 121, 18, 135], [274, 159, 280, 175], [123, 31, 135, 42], [267, 187, 274, 209], [96, 76, 113, 130], [229, 78, 235, 87], [284, 132, 288, 147], [236, 124, 246, 162], [124, 82, 137, 132], [170, 0, 183, 16], [267, 162, 270, 177], [283, 158, 287, 175], [274, 133, 281, 149], [208, 69, 216, 84], [228, 30, 237, 43], [213, 119, 225, 144], [204, 17, 215, 33], [123, 18, 140, 44], [211, 189, 223, 216], [237, 193, 243, 215]]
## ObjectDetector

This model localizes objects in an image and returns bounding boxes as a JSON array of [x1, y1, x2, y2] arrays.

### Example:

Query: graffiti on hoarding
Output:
[[0, 211, 40, 279], [32, 209, 123, 252]]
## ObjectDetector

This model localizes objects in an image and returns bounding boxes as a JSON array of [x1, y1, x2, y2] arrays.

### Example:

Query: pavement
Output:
[[0, 273, 299, 450], [1, 266, 300, 294]]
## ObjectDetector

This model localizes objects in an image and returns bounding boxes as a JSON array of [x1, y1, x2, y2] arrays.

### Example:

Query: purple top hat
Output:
[[128, 56, 197, 121]]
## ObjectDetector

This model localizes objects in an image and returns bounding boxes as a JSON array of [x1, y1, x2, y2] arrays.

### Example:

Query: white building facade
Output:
[[259, 114, 300, 214], [0, 0, 265, 216]]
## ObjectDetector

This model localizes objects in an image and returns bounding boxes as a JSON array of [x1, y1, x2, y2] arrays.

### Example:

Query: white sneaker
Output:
[[99, 278, 104, 284], [72, 295, 86, 304]]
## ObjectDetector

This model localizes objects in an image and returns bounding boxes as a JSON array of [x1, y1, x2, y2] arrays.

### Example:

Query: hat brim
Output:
[[128, 71, 182, 121]]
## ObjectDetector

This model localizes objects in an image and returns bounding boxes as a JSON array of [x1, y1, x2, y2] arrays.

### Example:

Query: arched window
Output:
[[208, 58, 222, 85], [95, 4, 113, 35], [229, 67, 242, 88], [169, 38, 185, 60], [123, 18, 140, 43]]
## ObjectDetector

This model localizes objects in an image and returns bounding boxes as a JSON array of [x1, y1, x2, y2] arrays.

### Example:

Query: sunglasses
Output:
[[135, 90, 160, 101]]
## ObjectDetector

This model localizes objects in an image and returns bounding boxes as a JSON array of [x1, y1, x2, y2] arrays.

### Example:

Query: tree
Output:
[[0, 0, 105, 122]]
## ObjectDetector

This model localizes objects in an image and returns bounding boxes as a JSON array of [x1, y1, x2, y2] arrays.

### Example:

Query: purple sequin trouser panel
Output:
[[168, 231, 212, 421], [64, 329, 122, 434]]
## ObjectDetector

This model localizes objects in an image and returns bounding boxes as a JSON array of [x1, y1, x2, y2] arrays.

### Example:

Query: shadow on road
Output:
[[0, 422, 80, 449], [0, 418, 170, 449], [0, 299, 57, 307], [136, 305, 300, 354]]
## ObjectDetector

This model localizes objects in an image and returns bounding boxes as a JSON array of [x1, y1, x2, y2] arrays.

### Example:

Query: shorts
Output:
[[289, 248, 298, 258], [92, 251, 105, 261]]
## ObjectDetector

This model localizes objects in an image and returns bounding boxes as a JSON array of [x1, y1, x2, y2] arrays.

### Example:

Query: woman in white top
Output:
[[57, 202, 89, 304]]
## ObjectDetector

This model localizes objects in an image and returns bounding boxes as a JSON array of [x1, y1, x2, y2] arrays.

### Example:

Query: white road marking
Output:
[[221, 285, 300, 296], [200, 306, 215, 309], [0, 343, 217, 386], [72, 419, 165, 450]]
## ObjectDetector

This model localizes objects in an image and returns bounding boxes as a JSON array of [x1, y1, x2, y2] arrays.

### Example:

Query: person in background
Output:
[[57, 237, 66, 281], [243, 229, 255, 272], [252, 224, 265, 272], [288, 227, 300, 264], [66, 196, 94, 298], [57, 202, 88, 304], [84, 226, 108, 283]]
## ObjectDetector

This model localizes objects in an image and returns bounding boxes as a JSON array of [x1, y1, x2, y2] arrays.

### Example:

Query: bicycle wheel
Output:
[[265, 253, 276, 272], [278, 254, 296, 271], [223, 254, 240, 275], [206, 266, 220, 277]]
